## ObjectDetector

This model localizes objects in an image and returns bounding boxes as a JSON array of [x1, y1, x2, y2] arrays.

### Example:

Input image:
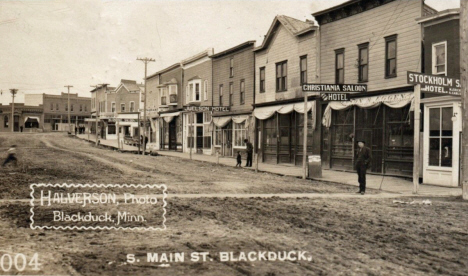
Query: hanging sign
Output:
[[302, 83, 367, 93], [407, 71, 461, 96], [183, 106, 230, 112]]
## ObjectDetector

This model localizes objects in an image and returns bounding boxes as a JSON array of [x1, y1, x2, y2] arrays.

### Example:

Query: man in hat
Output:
[[355, 140, 371, 195]]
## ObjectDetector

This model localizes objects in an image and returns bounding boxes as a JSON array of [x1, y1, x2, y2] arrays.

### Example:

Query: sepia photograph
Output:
[[0, 0, 467, 275]]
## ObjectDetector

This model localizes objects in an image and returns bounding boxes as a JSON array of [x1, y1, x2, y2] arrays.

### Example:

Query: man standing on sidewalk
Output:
[[355, 140, 371, 195], [244, 139, 253, 167]]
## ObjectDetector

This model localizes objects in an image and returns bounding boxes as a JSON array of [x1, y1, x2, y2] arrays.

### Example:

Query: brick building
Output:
[[25, 93, 91, 132], [211, 41, 256, 157], [253, 15, 320, 165], [0, 103, 43, 132]]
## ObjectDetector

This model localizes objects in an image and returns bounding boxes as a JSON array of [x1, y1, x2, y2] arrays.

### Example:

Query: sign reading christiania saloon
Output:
[[302, 84, 368, 93], [302, 83, 367, 102], [183, 106, 231, 112], [407, 71, 461, 96]]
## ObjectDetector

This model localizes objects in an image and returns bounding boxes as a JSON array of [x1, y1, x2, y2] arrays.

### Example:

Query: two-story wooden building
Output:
[[313, 0, 435, 177], [417, 9, 461, 186], [146, 63, 184, 152], [211, 41, 256, 157], [181, 49, 214, 155], [90, 84, 115, 139], [253, 15, 320, 165]]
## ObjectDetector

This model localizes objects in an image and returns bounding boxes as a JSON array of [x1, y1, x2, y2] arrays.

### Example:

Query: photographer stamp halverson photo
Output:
[[0, 0, 467, 275]]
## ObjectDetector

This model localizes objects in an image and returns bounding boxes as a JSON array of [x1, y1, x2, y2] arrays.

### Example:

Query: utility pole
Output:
[[10, 89, 18, 132], [461, 0, 468, 199], [137, 57, 155, 155], [64, 85, 73, 134], [303, 94, 308, 179]]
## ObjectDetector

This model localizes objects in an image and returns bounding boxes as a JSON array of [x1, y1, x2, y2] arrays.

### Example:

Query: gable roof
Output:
[[254, 15, 317, 52], [115, 79, 142, 93], [146, 62, 181, 80]]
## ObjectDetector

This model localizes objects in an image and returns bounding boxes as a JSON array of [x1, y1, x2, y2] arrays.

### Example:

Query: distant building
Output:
[[0, 103, 43, 132], [90, 84, 115, 139], [25, 92, 91, 132]]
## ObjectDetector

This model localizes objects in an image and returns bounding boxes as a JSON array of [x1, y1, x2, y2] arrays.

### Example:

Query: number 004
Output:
[[0, 253, 41, 272]]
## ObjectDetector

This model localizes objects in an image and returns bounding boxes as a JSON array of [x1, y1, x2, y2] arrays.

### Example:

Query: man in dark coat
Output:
[[244, 139, 253, 167], [355, 140, 372, 195]]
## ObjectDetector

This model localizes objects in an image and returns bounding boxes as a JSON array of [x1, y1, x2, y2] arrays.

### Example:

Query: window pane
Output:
[[436, 65, 446, 73], [429, 138, 440, 166], [260, 68, 265, 80], [441, 138, 452, 167], [435, 45, 445, 65], [442, 107, 453, 136], [301, 57, 307, 71], [337, 53, 344, 69], [276, 64, 281, 78], [360, 48, 368, 64], [338, 69, 344, 84], [429, 108, 441, 136], [362, 65, 368, 81], [389, 59, 396, 75], [282, 63, 287, 77], [387, 41, 396, 59]]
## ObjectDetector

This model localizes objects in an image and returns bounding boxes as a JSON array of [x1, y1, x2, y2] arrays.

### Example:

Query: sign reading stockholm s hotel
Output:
[[407, 71, 461, 96]]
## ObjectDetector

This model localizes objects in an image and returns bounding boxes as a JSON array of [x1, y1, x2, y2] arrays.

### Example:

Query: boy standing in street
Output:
[[2, 145, 18, 167]]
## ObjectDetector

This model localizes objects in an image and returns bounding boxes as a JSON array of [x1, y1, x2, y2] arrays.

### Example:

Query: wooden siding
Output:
[[183, 60, 212, 106], [255, 24, 317, 104], [318, 0, 423, 91], [212, 47, 255, 112]]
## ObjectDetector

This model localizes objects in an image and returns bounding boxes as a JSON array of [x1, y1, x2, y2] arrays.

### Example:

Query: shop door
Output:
[[169, 120, 177, 150], [222, 128, 232, 156], [196, 126, 203, 153], [278, 113, 293, 164]]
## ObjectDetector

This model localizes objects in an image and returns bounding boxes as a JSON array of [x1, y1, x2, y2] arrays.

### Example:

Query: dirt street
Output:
[[0, 133, 467, 276]]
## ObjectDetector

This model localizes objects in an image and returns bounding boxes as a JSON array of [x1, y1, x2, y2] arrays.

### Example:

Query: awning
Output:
[[85, 118, 97, 122], [322, 92, 414, 128], [160, 111, 180, 123], [24, 116, 40, 123], [253, 101, 316, 120], [212, 116, 231, 128]]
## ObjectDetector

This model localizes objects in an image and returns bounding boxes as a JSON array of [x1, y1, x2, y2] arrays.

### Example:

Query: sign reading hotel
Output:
[[407, 71, 461, 96], [302, 83, 366, 102], [184, 106, 231, 112]]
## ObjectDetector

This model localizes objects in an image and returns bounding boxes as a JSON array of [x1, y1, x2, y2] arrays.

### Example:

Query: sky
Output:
[[0, 0, 460, 105]]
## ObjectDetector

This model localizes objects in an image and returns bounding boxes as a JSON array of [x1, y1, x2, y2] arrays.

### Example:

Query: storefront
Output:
[[253, 101, 316, 165], [116, 113, 140, 146], [212, 115, 250, 157], [159, 111, 182, 151], [321, 92, 414, 177], [421, 96, 461, 187], [183, 111, 212, 155]]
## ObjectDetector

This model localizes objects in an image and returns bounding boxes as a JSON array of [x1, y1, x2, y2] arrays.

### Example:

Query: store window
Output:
[[300, 55, 307, 84], [214, 126, 222, 146], [219, 85, 223, 106], [259, 67, 265, 93], [429, 107, 453, 167], [229, 83, 233, 107], [233, 122, 246, 148], [358, 43, 369, 82], [240, 80, 245, 105], [108, 124, 116, 135], [385, 35, 397, 78], [332, 108, 353, 156], [335, 49, 344, 84], [276, 61, 287, 92], [432, 41, 447, 76]]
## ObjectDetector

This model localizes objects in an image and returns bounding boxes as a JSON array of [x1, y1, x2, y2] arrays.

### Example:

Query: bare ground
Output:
[[0, 133, 467, 276]]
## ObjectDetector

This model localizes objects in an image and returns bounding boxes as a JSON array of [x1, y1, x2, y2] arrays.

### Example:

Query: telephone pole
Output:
[[461, 0, 468, 199], [10, 89, 18, 132], [64, 85, 73, 134], [137, 57, 155, 155]]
